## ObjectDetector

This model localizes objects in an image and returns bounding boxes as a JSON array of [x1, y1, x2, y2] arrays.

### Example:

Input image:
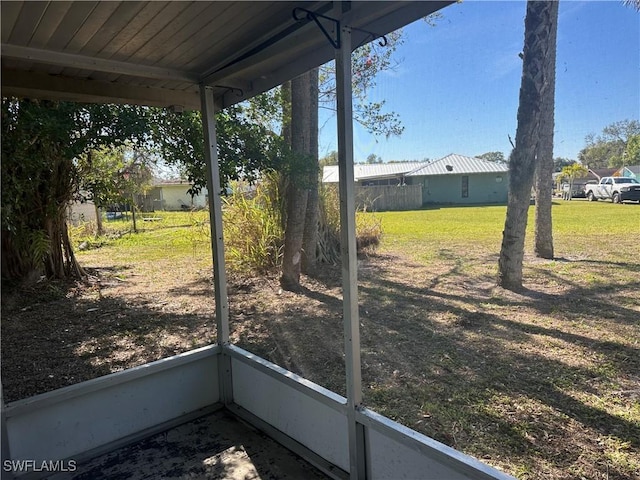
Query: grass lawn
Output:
[[2, 200, 638, 479], [366, 201, 639, 479]]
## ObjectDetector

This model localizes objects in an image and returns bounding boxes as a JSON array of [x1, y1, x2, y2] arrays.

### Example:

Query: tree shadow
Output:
[[350, 253, 639, 477], [1, 273, 217, 402]]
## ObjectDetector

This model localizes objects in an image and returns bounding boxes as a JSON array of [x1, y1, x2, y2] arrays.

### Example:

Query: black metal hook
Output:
[[351, 26, 388, 50], [214, 85, 244, 98], [292, 7, 340, 49]]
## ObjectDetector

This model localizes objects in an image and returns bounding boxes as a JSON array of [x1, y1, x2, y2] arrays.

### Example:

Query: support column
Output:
[[336, 25, 367, 479], [1, 386, 12, 480], [200, 85, 233, 405]]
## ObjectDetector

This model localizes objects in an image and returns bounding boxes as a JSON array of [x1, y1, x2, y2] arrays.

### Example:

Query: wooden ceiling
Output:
[[1, 1, 452, 110]]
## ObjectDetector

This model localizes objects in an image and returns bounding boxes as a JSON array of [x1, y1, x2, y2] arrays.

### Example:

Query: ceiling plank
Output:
[[29, 1, 73, 48], [143, 2, 234, 66], [101, 2, 194, 83], [109, 2, 193, 62], [1, 2, 23, 43], [65, 2, 121, 53], [79, 2, 147, 56], [121, 2, 212, 64], [8, 2, 49, 45], [47, 2, 99, 50], [182, 2, 296, 72], [1, 1, 455, 110], [98, 2, 167, 59]]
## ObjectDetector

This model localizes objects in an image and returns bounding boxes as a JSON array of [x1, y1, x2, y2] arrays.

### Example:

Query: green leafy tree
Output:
[[557, 163, 588, 201], [366, 153, 383, 164], [1, 97, 281, 282], [319, 151, 338, 167], [578, 120, 640, 168], [559, 163, 588, 185], [553, 157, 576, 172], [77, 145, 154, 235], [624, 134, 640, 165], [1, 99, 149, 281], [319, 30, 405, 138], [477, 151, 506, 163], [149, 105, 282, 196]]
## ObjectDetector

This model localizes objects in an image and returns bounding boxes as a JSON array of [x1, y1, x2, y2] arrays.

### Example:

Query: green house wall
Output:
[[409, 173, 509, 205]]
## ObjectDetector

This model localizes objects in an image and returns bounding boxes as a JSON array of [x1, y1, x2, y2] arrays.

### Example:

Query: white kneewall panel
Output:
[[5, 345, 220, 464], [231, 356, 350, 471], [361, 409, 514, 480]]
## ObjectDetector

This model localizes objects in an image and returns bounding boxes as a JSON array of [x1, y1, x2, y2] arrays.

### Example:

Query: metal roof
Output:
[[407, 154, 509, 176], [323, 155, 510, 183], [323, 161, 425, 183], [1, 1, 453, 110]]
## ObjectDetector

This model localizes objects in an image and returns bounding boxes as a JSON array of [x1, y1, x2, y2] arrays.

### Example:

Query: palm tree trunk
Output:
[[498, 0, 559, 291], [534, 0, 559, 260]]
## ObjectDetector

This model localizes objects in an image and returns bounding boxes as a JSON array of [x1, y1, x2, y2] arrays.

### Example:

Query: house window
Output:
[[462, 176, 469, 198]]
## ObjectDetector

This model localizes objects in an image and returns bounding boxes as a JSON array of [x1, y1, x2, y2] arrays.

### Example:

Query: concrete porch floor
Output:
[[51, 409, 329, 480]]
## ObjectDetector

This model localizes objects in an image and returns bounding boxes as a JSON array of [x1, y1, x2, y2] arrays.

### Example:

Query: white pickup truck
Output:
[[585, 177, 640, 203]]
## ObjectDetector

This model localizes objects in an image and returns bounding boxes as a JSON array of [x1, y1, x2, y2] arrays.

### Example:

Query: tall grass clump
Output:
[[317, 185, 383, 264], [222, 177, 283, 275], [221, 178, 382, 273]]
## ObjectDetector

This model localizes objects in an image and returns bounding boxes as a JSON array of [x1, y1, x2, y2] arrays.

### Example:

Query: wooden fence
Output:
[[356, 185, 422, 211]]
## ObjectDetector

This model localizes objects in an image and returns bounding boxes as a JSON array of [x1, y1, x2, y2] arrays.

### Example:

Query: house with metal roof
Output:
[[322, 155, 509, 209], [406, 154, 509, 205]]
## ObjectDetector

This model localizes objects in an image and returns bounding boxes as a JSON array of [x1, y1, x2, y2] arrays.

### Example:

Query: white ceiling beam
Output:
[[1, 70, 202, 110], [1, 44, 199, 83]]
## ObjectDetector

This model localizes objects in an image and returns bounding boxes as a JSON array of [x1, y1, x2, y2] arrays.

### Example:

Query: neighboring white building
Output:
[[67, 200, 97, 225], [149, 180, 208, 211]]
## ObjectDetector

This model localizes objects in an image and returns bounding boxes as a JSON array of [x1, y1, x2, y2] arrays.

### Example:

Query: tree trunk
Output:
[[278, 81, 292, 233], [498, 0, 558, 291], [131, 194, 138, 233], [302, 184, 319, 273], [302, 68, 320, 275], [95, 203, 104, 236], [534, 0, 559, 260], [44, 206, 85, 280], [280, 71, 314, 290]]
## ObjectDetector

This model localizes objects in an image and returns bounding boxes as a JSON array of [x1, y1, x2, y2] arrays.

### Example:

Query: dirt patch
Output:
[[2, 250, 639, 479]]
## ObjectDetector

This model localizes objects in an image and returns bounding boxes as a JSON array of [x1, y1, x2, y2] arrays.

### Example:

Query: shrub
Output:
[[222, 178, 283, 275]]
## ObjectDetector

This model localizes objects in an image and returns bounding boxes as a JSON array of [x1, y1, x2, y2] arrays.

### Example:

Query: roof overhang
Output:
[[1, 1, 453, 110]]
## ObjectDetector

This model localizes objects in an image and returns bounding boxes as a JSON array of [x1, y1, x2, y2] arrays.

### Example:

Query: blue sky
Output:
[[319, 1, 640, 163]]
